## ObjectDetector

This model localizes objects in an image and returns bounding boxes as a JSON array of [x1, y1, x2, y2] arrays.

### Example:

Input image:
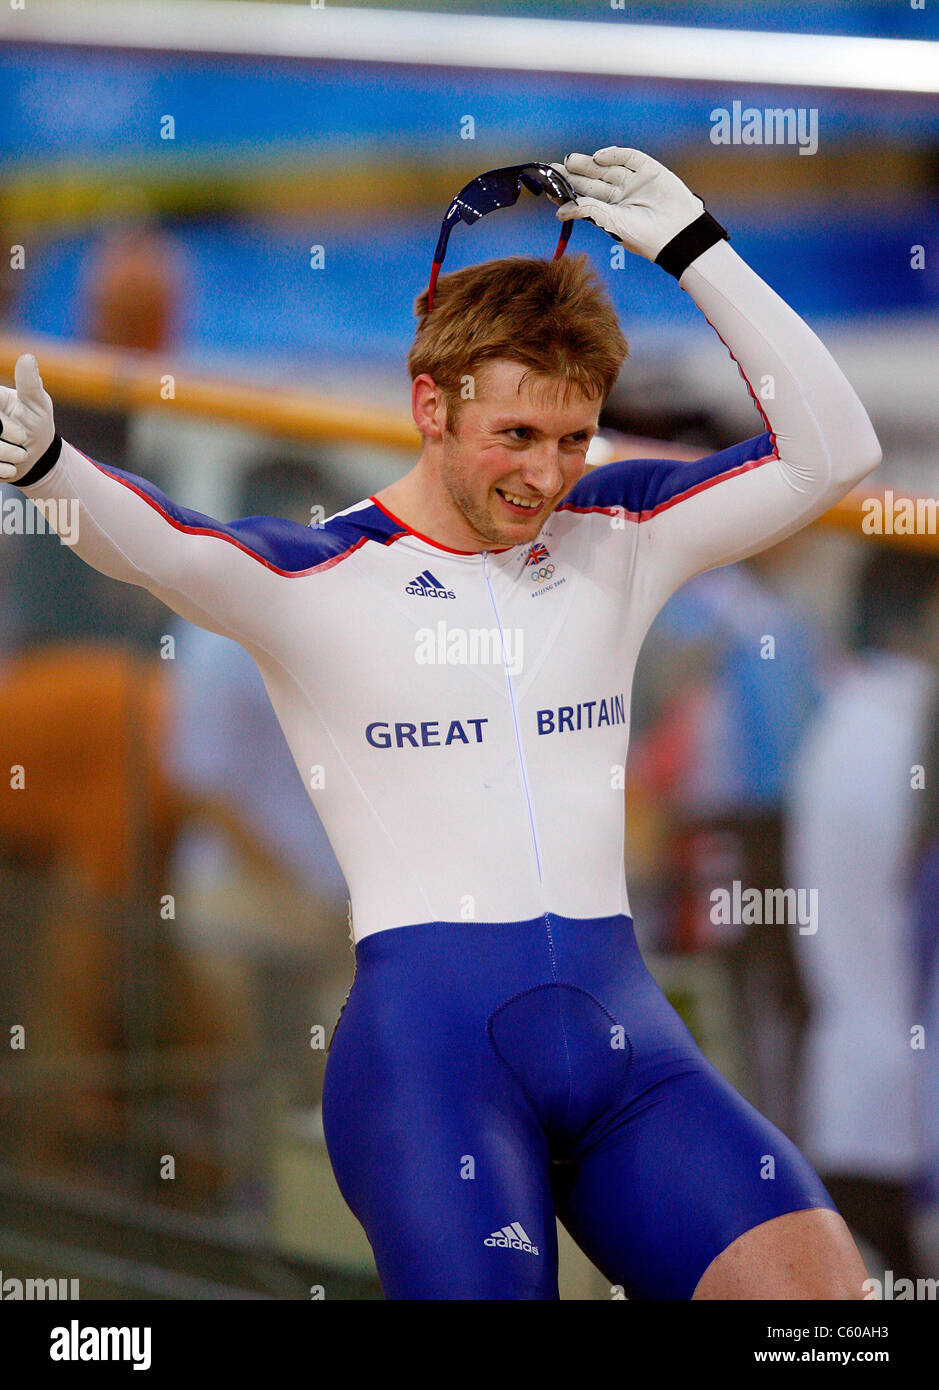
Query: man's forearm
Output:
[[680, 238, 881, 498]]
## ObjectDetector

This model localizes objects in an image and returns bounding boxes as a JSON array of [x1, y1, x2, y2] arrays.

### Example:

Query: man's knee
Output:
[[693, 1208, 869, 1300]]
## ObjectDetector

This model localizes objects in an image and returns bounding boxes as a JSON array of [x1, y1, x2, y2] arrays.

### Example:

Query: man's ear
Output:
[[412, 373, 446, 441]]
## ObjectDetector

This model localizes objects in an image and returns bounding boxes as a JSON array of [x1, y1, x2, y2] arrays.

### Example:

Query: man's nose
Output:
[[520, 444, 565, 495]]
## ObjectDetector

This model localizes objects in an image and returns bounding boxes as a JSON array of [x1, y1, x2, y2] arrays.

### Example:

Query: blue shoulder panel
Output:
[[92, 460, 406, 574], [558, 432, 775, 521]]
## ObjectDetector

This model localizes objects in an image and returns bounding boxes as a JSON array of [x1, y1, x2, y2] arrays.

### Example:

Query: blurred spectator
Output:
[[3, 202, 184, 653], [631, 540, 822, 1131], [81, 217, 181, 353], [786, 548, 939, 1280], [656, 548, 822, 816], [64, 203, 183, 467]]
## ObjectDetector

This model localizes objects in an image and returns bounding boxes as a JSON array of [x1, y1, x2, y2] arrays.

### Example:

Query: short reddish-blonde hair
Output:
[[407, 253, 628, 430]]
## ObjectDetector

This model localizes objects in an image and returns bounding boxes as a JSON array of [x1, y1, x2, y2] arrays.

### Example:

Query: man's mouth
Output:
[[495, 487, 544, 516]]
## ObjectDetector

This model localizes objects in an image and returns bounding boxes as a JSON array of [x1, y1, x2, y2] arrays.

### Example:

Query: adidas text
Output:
[[485, 1222, 539, 1256], [405, 569, 455, 599]]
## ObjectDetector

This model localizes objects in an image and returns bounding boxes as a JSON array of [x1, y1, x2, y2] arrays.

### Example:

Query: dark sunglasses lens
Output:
[[458, 169, 523, 220], [520, 164, 574, 204], [541, 168, 574, 203]]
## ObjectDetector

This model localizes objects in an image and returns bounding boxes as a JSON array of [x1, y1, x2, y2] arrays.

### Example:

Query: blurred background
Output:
[[0, 0, 937, 1300]]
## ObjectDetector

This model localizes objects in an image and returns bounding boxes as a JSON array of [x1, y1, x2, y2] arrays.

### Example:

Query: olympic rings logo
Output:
[[529, 563, 555, 584]]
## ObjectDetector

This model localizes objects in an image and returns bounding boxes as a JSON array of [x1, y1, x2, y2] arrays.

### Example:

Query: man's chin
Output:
[[486, 517, 543, 548], [487, 499, 551, 544]]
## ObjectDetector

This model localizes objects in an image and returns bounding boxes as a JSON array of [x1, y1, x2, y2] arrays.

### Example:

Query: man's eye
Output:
[[506, 427, 531, 441]]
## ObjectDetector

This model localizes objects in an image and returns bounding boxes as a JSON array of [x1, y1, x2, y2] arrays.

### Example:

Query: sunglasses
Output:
[[426, 162, 577, 312]]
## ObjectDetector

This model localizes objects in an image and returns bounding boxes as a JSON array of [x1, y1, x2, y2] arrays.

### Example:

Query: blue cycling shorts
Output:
[[322, 913, 835, 1299]]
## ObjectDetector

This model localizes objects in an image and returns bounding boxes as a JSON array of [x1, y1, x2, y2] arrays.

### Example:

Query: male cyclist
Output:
[[1, 148, 879, 1299]]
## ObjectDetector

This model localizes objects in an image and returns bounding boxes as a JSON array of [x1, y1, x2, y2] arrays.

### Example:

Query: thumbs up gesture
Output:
[[0, 354, 57, 482]]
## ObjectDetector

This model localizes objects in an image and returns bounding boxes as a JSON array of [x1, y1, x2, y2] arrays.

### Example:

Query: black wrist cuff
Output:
[[654, 210, 729, 279], [17, 431, 62, 487]]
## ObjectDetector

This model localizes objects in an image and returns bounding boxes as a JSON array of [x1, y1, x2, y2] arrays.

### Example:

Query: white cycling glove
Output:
[[0, 354, 58, 483], [552, 146, 728, 276]]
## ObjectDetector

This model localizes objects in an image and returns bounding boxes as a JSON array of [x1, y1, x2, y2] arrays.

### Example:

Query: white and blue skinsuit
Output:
[[17, 236, 881, 1297]]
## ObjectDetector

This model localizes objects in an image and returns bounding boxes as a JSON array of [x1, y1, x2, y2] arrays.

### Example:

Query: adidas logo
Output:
[[405, 569, 455, 599], [484, 1222, 539, 1256]]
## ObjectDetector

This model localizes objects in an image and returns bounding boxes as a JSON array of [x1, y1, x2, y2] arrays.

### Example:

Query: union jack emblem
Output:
[[525, 543, 550, 566]]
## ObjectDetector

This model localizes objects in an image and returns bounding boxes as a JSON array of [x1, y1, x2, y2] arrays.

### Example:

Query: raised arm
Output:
[[0, 356, 321, 652], [555, 147, 881, 613]]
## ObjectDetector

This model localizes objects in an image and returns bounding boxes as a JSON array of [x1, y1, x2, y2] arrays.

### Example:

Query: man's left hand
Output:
[[552, 147, 707, 262]]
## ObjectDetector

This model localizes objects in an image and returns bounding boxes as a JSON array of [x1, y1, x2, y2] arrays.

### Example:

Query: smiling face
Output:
[[415, 358, 602, 551]]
